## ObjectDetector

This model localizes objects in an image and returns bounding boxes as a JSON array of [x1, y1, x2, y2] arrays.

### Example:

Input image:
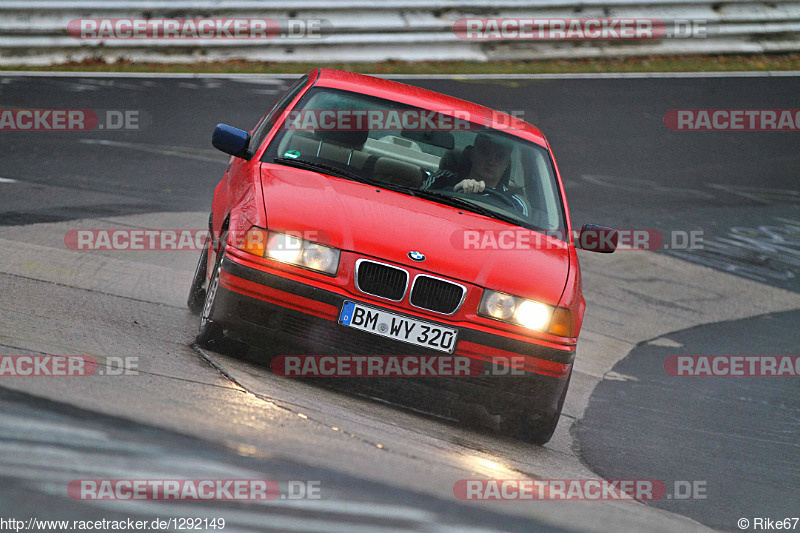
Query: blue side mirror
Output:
[[577, 223, 618, 253], [212, 124, 251, 159]]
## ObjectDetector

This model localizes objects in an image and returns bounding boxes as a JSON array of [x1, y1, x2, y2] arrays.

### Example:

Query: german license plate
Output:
[[338, 301, 458, 354]]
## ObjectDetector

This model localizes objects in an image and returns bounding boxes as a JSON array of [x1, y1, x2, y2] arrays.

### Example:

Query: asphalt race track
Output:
[[0, 72, 798, 532]]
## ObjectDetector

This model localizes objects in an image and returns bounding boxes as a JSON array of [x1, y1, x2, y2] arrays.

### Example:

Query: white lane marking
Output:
[[391, 71, 800, 79], [0, 72, 300, 79], [604, 371, 640, 382], [1, 71, 799, 80], [0, 177, 19, 183], [11, 461, 482, 533], [647, 337, 684, 348], [230, 78, 292, 85], [582, 174, 716, 200], [671, 217, 800, 283], [9, 449, 442, 526], [56, 499, 450, 533], [0, 411, 492, 533], [0, 413, 111, 443], [79, 139, 227, 164], [708, 183, 800, 204]]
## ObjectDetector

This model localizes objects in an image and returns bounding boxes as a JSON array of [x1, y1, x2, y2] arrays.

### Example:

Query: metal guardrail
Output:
[[1, 1, 799, 64]]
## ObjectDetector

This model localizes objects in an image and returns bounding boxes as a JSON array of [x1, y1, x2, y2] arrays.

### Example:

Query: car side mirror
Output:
[[212, 124, 251, 160], [576, 223, 618, 253]]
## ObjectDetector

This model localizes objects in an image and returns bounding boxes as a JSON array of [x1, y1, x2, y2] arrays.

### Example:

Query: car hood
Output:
[[260, 164, 570, 305]]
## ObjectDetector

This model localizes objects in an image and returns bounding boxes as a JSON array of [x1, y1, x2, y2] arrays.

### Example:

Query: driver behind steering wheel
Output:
[[421, 133, 529, 216]]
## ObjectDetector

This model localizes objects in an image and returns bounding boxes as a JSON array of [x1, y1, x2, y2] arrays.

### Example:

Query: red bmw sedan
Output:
[[188, 68, 616, 444]]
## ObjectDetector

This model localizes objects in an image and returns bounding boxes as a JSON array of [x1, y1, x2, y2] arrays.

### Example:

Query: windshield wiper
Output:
[[274, 157, 422, 197], [413, 189, 521, 225], [274, 157, 367, 183]]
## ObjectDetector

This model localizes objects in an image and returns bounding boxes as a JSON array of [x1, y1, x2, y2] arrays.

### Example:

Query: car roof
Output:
[[309, 68, 548, 148]]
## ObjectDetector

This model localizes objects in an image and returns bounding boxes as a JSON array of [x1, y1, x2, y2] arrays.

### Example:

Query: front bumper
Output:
[[211, 253, 575, 415]]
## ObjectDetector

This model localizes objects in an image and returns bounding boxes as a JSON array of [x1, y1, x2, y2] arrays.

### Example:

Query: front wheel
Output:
[[196, 235, 226, 346], [502, 373, 571, 445], [187, 244, 209, 315], [507, 407, 562, 446]]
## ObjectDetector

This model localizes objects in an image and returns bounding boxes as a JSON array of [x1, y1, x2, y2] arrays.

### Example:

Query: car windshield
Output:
[[263, 87, 567, 236]]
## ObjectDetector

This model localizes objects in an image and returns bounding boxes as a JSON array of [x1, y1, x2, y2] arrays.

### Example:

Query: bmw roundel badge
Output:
[[408, 251, 425, 262]]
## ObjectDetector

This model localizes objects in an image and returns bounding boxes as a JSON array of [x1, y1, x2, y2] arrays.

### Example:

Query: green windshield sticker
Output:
[[283, 149, 301, 159]]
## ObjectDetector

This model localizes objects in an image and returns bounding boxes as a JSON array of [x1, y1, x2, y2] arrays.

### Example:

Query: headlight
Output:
[[267, 232, 303, 264], [479, 289, 570, 335], [515, 299, 551, 330], [481, 291, 517, 321], [236, 227, 340, 275]]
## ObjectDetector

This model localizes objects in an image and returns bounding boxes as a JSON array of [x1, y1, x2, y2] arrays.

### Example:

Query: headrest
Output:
[[439, 145, 472, 174], [439, 145, 475, 176]]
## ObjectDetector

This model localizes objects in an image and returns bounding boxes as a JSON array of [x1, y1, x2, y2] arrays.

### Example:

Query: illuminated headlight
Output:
[[236, 227, 340, 275], [267, 232, 303, 264], [479, 290, 561, 333], [515, 299, 551, 330]]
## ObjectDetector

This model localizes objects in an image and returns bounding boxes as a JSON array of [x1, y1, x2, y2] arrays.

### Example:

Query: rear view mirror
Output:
[[212, 124, 251, 159], [577, 224, 618, 253]]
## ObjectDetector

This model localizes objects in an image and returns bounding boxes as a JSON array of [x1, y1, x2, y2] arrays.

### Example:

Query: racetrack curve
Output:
[[0, 73, 798, 532]]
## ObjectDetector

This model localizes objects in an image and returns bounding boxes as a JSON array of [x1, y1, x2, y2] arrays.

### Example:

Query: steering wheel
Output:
[[477, 187, 518, 209]]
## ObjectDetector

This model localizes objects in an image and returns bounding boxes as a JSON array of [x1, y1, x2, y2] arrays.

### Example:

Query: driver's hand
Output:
[[454, 179, 486, 194]]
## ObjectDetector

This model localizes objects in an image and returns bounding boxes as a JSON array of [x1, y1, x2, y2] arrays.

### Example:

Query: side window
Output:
[[249, 74, 309, 154]]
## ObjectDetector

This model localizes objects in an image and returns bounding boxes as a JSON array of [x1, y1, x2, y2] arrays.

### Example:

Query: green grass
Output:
[[3, 53, 800, 74]]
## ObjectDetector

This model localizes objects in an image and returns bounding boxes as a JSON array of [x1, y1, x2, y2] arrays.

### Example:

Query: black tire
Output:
[[187, 244, 209, 315], [503, 373, 571, 446], [196, 232, 226, 346], [510, 408, 561, 446]]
